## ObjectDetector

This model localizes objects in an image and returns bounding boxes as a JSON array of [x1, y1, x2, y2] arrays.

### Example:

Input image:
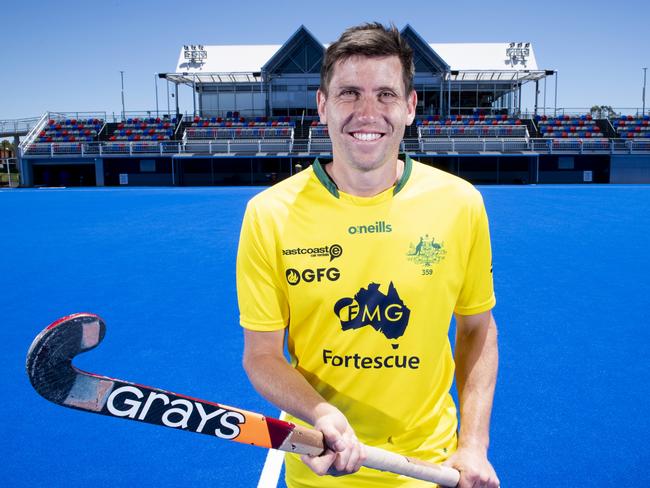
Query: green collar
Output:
[[312, 155, 413, 198]]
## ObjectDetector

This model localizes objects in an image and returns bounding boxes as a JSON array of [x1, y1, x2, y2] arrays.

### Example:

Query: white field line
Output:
[[257, 411, 287, 488]]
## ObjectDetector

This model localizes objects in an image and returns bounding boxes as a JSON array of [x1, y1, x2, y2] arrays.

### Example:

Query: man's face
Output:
[[317, 55, 416, 173]]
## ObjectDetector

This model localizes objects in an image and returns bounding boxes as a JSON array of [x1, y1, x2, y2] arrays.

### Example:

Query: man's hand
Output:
[[300, 405, 366, 476], [443, 446, 499, 488]]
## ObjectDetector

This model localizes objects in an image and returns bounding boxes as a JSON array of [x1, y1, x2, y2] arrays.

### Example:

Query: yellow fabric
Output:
[[236, 158, 495, 487]]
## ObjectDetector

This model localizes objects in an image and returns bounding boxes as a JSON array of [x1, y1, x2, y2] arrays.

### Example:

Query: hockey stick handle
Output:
[[289, 423, 459, 485], [26, 313, 459, 487], [363, 445, 459, 486]]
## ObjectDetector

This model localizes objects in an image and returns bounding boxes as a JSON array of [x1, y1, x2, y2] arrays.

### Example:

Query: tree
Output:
[[1, 139, 16, 157]]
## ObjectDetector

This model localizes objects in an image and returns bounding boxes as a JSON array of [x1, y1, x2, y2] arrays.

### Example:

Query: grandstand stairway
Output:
[[522, 118, 539, 137], [596, 119, 617, 138]]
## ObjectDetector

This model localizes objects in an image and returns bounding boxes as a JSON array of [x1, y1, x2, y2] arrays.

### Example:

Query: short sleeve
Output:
[[236, 201, 289, 330], [454, 192, 496, 315]]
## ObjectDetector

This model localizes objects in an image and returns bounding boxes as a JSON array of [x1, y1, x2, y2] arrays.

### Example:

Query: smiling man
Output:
[[237, 23, 500, 488]]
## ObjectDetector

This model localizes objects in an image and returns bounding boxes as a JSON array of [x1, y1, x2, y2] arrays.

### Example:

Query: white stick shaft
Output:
[[364, 445, 460, 487], [285, 425, 459, 486]]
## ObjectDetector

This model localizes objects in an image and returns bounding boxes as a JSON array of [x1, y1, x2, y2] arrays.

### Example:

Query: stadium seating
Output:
[[37, 118, 104, 143], [416, 115, 526, 137], [611, 115, 650, 139], [110, 117, 177, 141], [535, 114, 604, 139], [307, 122, 331, 152], [185, 116, 294, 140]]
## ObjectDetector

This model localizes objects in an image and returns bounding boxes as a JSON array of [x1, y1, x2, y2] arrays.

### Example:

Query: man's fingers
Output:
[[300, 450, 337, 476], [344, 441, 366, 472], [320, 425, 346, 452], [457, 470, 500, 488]]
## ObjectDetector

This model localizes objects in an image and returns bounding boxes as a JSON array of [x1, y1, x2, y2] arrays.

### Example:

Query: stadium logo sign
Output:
[[333, 282, 410, 340], [286, 267, 341, 285], [282, 244, 343, 262], [347, 220, 392, 235], [105, 385, 244, 440]]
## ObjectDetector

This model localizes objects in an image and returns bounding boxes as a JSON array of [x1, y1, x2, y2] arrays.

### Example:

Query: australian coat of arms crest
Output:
[[406, 234, 447, 267]]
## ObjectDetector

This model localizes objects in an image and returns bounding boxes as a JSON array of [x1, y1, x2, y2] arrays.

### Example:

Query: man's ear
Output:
[[317, 89, 327, 125], [406, 89, 417, 126]]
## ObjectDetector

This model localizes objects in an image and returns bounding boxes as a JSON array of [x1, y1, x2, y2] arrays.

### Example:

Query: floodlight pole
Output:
[[166, 78, 171, 117], [643, 67, 647, 116], [120, 71, 126, 121], [154, 73, 159, 117], [554, 71, 558, 117], [192, 74, 197, 117], [543, 76, 547, 116]]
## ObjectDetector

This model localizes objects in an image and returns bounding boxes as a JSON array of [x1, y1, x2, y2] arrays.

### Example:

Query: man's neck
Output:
[[325, 158, 405, 197]]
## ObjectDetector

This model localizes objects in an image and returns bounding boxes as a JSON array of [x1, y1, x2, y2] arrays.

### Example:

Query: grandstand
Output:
[[15, 25, 650, 186]]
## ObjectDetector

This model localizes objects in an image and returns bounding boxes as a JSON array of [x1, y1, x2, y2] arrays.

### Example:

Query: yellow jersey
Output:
[[237, 156, 495, 487]]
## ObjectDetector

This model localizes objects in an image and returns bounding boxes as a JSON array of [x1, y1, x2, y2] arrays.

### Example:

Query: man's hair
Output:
[[320, 22, 415, 97]]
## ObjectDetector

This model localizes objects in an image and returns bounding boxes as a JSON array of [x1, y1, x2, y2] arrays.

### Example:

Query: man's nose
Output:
[[355, 96, 381, 121]]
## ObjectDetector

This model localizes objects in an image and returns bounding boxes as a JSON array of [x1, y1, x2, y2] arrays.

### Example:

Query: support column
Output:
[[20, 157, 33, 187], [175, 83, 180, 118], [94, 158, 104, 186]]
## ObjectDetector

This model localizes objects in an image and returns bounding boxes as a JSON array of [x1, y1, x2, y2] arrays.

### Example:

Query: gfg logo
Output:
[[286, 267, 340, 285]]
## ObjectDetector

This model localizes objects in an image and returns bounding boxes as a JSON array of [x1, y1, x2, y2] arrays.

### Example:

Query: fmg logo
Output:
[[333, 282, 410, 340]]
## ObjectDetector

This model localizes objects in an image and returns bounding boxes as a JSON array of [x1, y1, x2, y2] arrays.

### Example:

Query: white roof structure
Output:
[[176, 45, 279, 73], [430, 43, 538, 71], [176, 42, 539, 74], [169, 26, 547, 86]]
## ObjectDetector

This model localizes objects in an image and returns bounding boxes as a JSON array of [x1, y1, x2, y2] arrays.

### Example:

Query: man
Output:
[[237, 23, 499, 487]]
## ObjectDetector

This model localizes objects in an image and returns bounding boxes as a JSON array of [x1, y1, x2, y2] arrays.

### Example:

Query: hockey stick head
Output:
[[26, 313, 105, 405]]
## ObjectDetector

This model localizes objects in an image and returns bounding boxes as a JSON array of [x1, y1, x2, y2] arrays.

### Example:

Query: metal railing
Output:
[[0, 157, 19, 187], [522, 107, 649, 118], [418, 125, 529, 138], [20, 137, 650, 158], [0, 117, 43, 136], [18, 112, 50, 150], [184, 126, 294, 140]]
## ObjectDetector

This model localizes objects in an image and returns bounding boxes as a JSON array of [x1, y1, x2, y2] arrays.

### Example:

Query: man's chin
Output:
[[335, 147, 398, 172]]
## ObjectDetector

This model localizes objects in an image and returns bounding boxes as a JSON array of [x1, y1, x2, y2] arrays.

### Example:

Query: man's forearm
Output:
[[454, 313, 499, 452], [243, 349, 336, 425]]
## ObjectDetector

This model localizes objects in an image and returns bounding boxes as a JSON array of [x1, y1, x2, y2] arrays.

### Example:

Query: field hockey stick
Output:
[[26, 313, 460, 487]]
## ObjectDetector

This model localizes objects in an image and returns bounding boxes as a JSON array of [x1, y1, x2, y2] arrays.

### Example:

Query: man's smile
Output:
[[348, 131, 386, 142]]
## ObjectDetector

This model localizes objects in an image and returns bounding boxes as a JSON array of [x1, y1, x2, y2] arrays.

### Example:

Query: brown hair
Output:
[[320, 22, 414, 97]]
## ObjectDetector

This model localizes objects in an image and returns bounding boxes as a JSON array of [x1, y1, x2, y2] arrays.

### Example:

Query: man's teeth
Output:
[[352, 132, 382, 141]]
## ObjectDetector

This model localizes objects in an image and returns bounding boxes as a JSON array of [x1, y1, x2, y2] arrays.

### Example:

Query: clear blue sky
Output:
[[1, 0, 648, 120]]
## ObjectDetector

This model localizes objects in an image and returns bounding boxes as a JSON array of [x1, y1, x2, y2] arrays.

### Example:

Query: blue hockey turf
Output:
[[1, 185, 648, 487]]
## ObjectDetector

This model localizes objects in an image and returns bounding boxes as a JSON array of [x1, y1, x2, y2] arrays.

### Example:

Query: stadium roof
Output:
[[168, 25, 546, 85]]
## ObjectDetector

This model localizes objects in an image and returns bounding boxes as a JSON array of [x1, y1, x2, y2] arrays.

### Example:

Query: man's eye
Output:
[[340, 90, 357, 97], [380, 91, 396, 98]]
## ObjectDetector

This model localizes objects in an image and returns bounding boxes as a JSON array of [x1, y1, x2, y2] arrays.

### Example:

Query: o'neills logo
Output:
[[104, 384, 245, 439], [348, 221, 392, 235]]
